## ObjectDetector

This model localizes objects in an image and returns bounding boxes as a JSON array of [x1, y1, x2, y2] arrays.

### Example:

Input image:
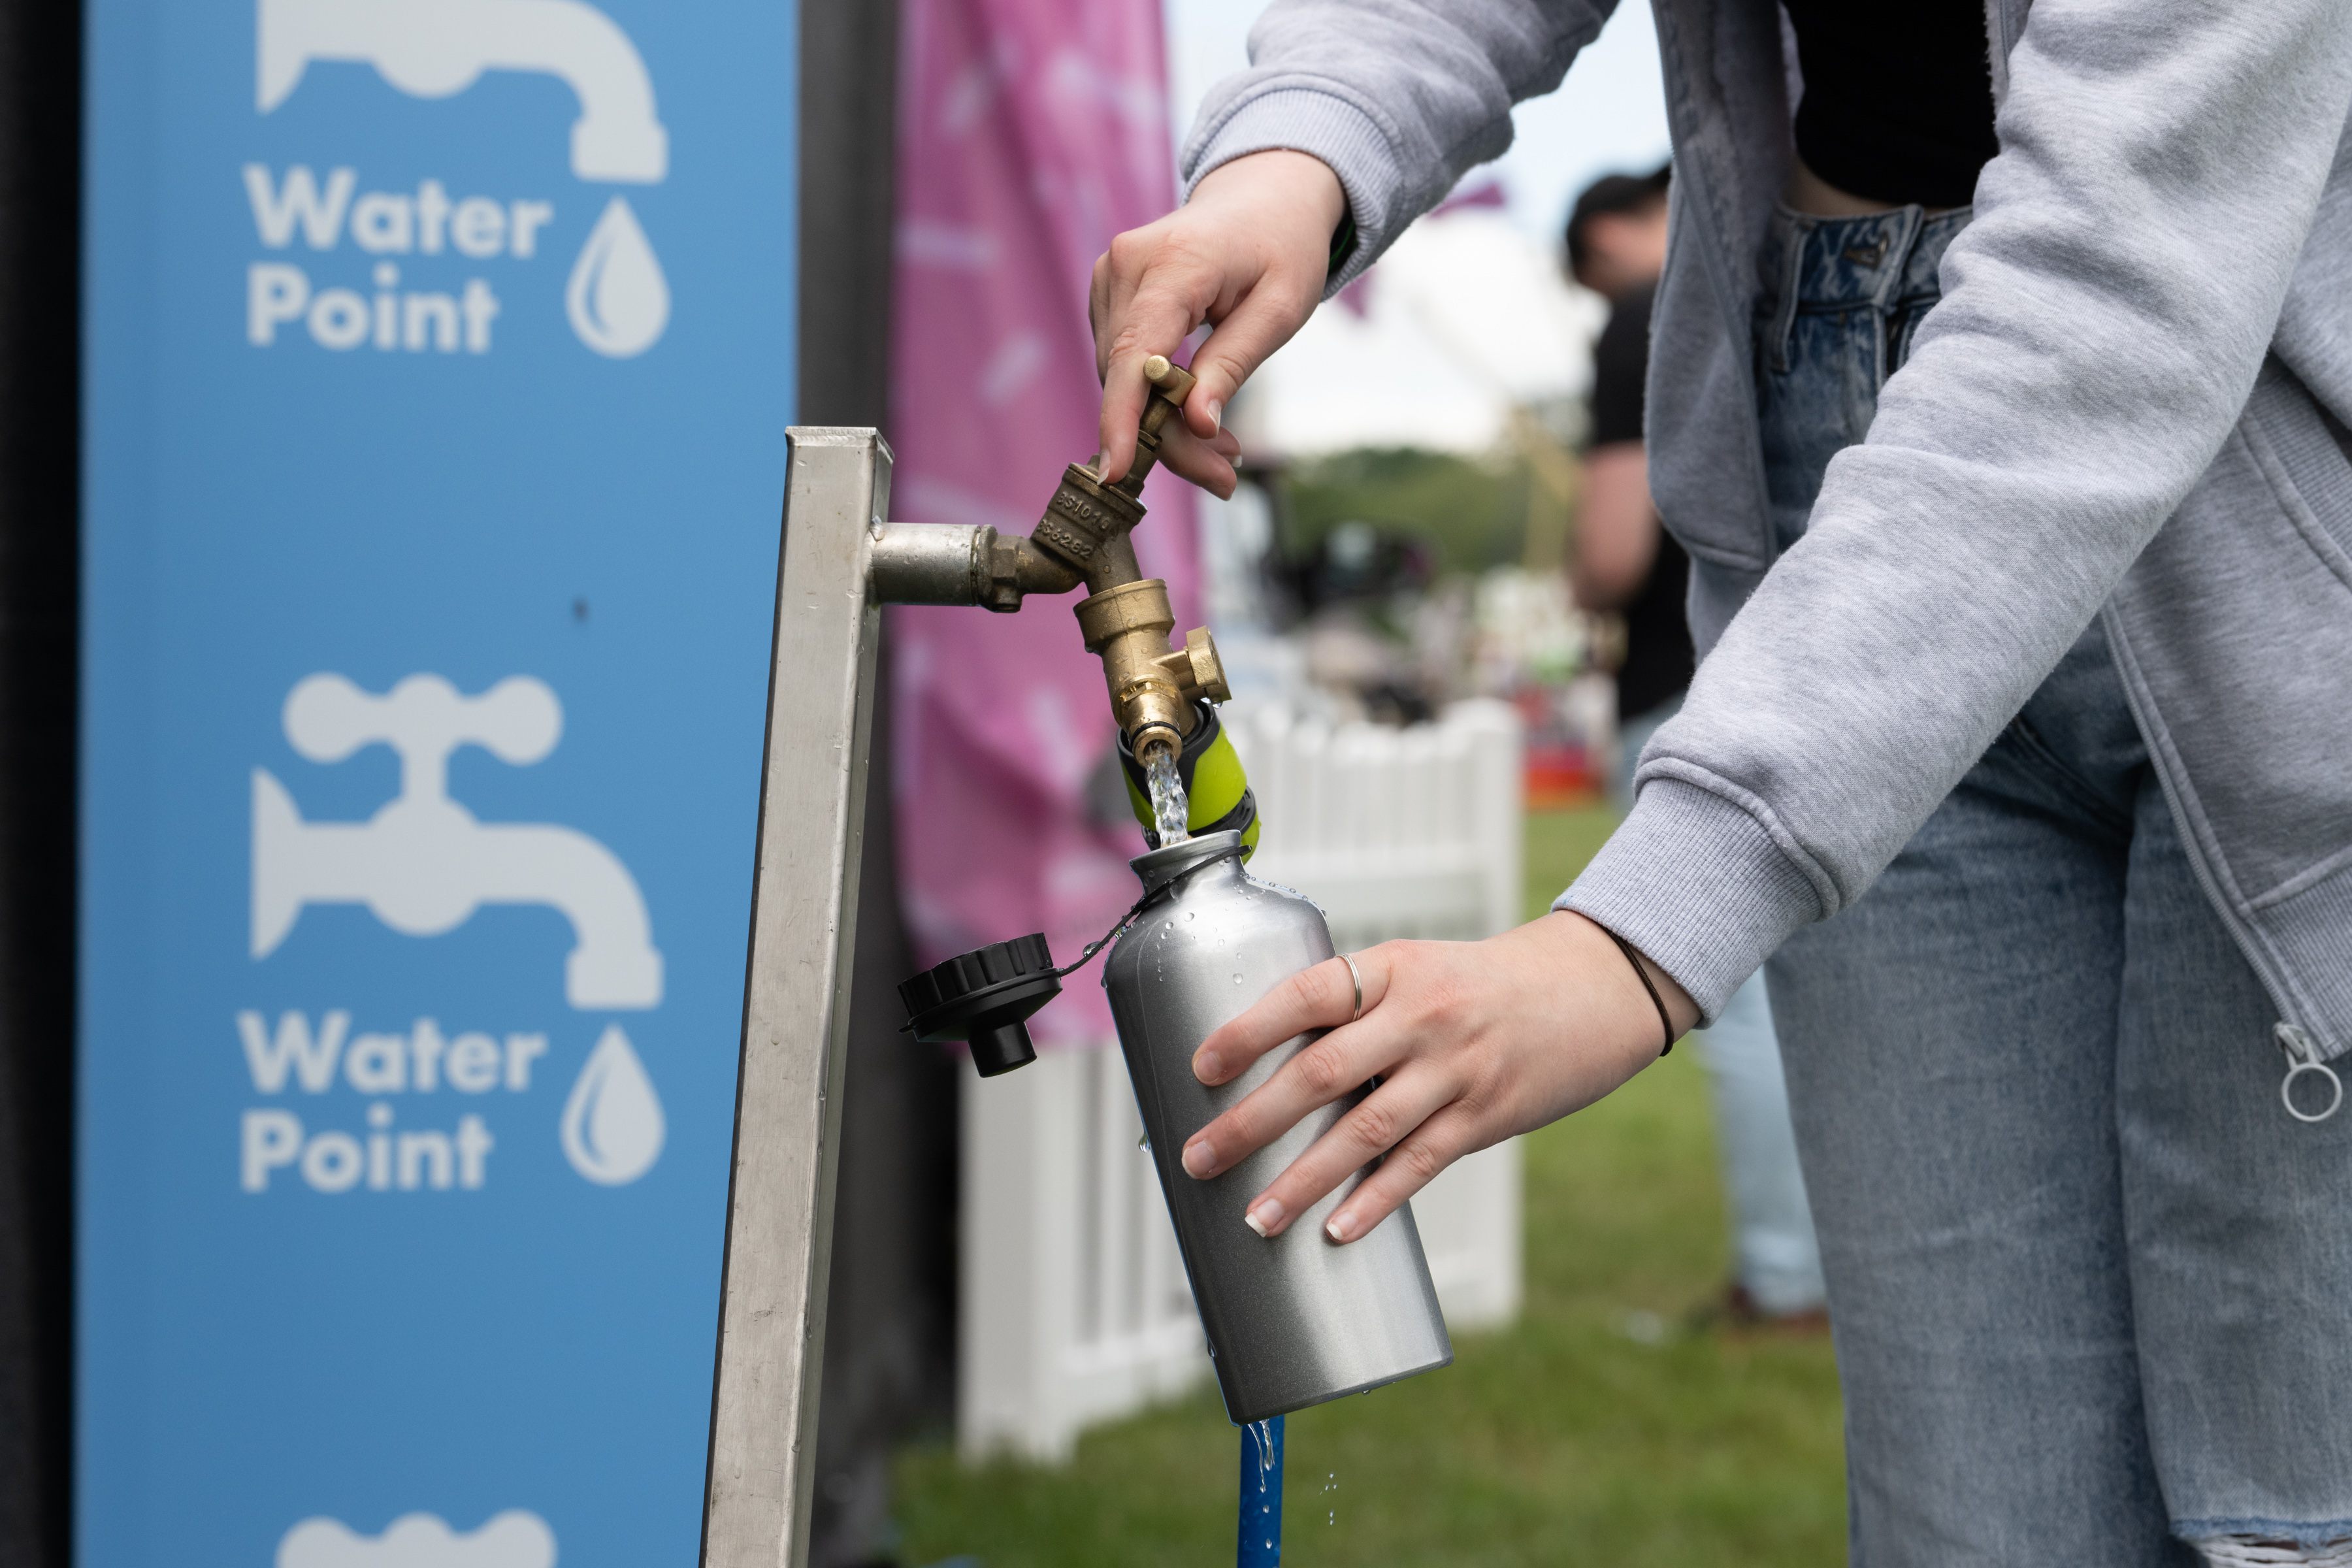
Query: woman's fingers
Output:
[[1095, 253, 1216, 480], [1152, 417, 1243, 498], [1182, 999, 1409, 1181], [1171, 914, 1699, 1245], [1096, 261, 1302, 485], [1193, 952, 1382, 1086], [1235, 1066, 1466, 1239], [1172, 267, 1319, 450], [1320, 1105, 1484, 1243], [1088, 150, 1345, 485]]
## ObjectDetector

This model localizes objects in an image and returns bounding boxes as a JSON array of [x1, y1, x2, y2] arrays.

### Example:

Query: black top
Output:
[[1588, 280, 1651, 449], [1586, 282, 1693, 723], [1782, 0, 1999, 210]]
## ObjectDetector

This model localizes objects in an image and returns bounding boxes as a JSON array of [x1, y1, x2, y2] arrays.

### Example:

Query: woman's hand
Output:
[[1088, 150, 1345, 498], [1177, 911, 1701, 1242]]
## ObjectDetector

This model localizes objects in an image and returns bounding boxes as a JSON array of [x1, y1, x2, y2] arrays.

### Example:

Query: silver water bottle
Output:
[[1103, 829, 1453, 1425]]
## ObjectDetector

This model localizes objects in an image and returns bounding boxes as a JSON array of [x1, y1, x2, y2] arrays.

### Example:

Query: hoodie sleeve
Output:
[[1562, 0, 2352, 1017], [1177, 0, 1617, 294]]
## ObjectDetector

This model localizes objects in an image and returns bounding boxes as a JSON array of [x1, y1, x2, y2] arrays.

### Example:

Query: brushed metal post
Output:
[[702, 429, 885, 1568], [704, 413, 1252, 1562], [701, 429, 996, 1568]]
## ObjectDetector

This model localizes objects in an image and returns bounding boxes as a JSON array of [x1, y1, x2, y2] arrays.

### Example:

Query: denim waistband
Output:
[[1758, 203, 1973, 375]]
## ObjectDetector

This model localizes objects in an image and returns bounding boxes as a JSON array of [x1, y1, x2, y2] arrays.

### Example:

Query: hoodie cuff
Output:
[[1556, 777, 1829, 1023], [1182, 86, 1401, 297]]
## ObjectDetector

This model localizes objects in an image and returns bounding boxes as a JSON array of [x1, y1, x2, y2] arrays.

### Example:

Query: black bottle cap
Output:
[[898, 933, 1060, 1077]]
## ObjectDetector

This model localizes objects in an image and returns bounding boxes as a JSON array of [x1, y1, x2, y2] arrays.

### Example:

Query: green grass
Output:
[[1522, 806, 1620, 924], [890, 807, 1848, 1567]]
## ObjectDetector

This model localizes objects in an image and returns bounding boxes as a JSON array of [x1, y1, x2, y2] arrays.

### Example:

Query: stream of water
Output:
[[1145, 748, 1190, 847], [1237, 1416, 1284, 1566]]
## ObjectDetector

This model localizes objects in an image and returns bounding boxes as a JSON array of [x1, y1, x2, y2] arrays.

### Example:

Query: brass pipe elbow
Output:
[[974, 532, 1085, 611]]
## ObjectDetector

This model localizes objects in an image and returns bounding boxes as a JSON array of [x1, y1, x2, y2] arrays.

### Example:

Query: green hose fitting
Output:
[[1118, 700, 1259, 859]]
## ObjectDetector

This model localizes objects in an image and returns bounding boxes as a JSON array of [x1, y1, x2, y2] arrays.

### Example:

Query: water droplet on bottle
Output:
[[566, 197, 670, 357], [1233, 973, 1244, 984], [561, 1024, 666, 1184]]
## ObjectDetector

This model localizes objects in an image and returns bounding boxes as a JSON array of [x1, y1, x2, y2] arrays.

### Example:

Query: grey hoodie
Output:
[[1183, 0, 2352, 1059]]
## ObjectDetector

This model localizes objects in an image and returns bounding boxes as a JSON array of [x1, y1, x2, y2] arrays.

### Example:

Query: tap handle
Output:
[[284, 672, 563, 767], [1114, 354, 1201, 499], [1141, 353, 1196, 407]]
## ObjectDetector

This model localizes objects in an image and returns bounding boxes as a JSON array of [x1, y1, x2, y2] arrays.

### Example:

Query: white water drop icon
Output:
[[561, 1024, 666, 1184], [566, 197, 670, 358]]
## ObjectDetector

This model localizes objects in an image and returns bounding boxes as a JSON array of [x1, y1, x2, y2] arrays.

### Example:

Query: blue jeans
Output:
[[1754, 205, 2352, 1563], [1697, 966, 1823, 1316]]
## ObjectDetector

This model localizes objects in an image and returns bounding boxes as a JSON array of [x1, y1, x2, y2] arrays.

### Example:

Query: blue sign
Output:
[[81, 1, 794, 1562]]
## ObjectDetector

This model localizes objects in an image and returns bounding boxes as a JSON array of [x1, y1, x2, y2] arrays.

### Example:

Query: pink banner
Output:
[[890, 0, 1197, 1047]]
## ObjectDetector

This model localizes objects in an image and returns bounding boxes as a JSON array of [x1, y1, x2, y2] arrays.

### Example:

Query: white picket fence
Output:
[[958, 700, 1527, 1462]]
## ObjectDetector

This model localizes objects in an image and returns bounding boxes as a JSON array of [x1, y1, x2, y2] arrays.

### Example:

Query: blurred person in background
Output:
[[1567, 164, 1687, 767], [1567, 165, 1825, 1329], [1086, 0, 2352, 1558]]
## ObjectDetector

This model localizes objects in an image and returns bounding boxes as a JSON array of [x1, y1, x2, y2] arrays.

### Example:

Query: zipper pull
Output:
[[2274, 1022, 2344, 1123]]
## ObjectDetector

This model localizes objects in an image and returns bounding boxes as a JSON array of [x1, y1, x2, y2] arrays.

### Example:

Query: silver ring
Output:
[[1341, 953, 1364, 1024], [2283, 1059, 2344, 1124]]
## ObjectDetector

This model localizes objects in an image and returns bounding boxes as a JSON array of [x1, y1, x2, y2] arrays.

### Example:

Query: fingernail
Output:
[[1182, 1138, 1215, 1177], [1194, 1049, 1222, 1083], [1326, 1210, 1357, 1243], [1245, 1198, 1284, 1237], [1206, 398, 1223, 433]]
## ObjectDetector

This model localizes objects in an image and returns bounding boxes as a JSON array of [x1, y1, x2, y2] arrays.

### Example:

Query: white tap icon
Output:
[[257, 0, 670, 183], [252, 673, 663, 1009]]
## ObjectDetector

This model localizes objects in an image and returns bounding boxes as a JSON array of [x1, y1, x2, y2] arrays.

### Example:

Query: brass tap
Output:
[[975, 353, 1228, 764]]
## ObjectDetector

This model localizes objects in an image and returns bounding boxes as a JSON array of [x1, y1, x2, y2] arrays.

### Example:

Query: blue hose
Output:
[[1237, 1416, 1284, 1566]]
